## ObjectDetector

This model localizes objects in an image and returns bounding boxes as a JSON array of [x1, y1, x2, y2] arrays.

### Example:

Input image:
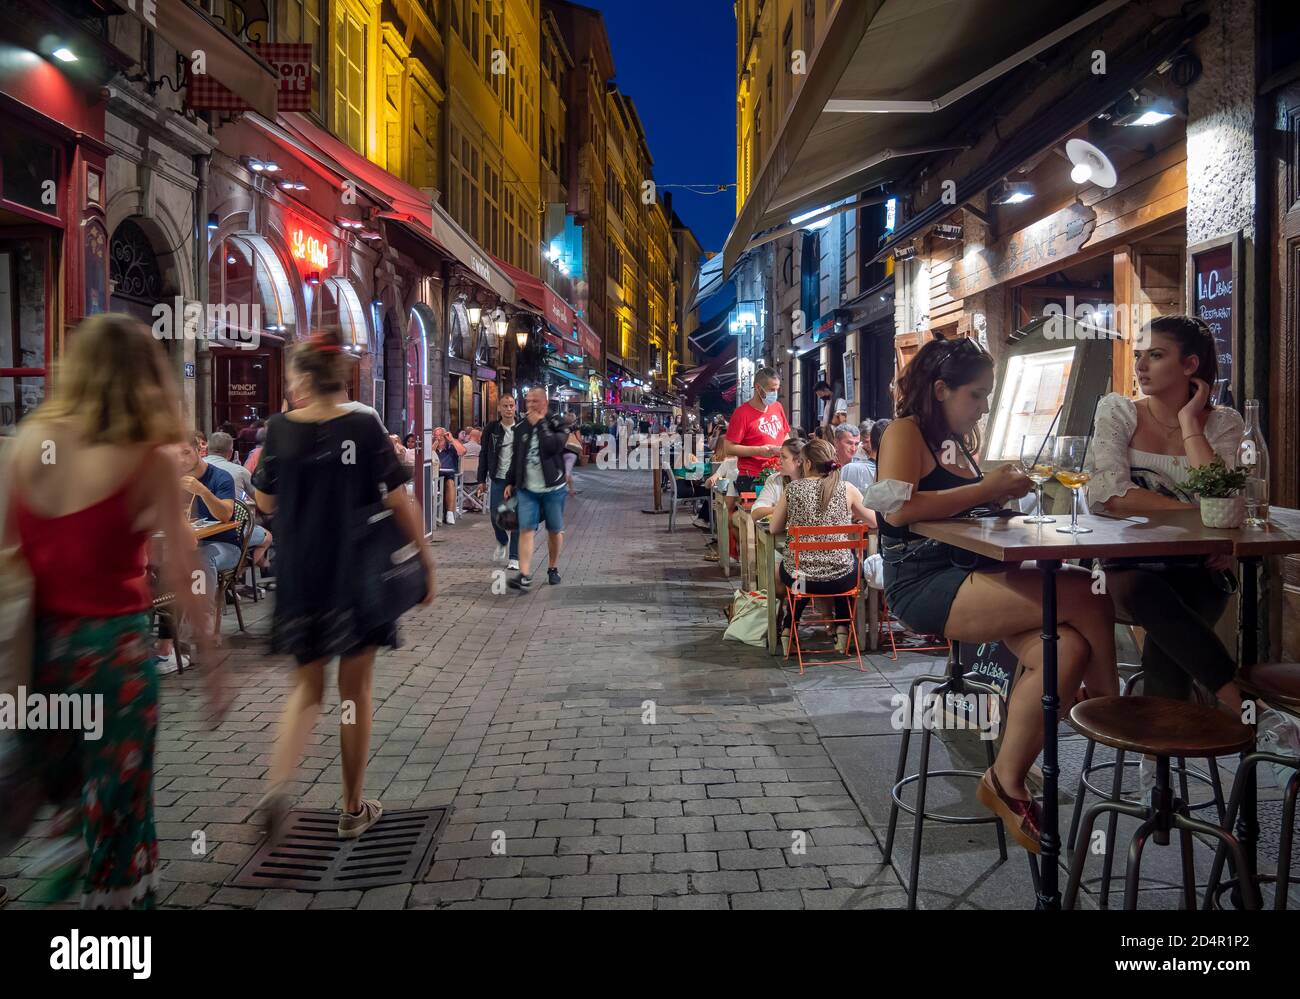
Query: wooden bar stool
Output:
[[1204, 662, 1300, 910], [1064, 696, 1258, 911], [1065, 668, 1228, 908]]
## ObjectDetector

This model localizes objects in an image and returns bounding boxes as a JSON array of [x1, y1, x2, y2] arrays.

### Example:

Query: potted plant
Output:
[[1184, 457, 1249, 528]]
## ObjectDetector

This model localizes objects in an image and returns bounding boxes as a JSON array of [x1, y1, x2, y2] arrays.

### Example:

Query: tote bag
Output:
[[723, 589, 768, 647]]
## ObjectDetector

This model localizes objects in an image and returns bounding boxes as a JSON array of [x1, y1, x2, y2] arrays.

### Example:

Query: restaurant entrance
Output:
[[212, 346, 281, 430]]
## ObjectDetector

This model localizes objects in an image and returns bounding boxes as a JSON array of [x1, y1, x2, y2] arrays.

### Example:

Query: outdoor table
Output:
[[192, 520, 236, 541], [733, 508, 757, 592], [909, 511, 1233, 910], [712, 490, 731, 576]]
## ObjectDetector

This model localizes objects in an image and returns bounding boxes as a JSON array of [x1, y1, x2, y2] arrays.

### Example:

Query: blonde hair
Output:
[[801, 437, 842, 514], [34, 313, 183, 446]]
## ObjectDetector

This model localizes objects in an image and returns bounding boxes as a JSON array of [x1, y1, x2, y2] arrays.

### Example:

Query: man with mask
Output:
[[725, 366, 788, 497]]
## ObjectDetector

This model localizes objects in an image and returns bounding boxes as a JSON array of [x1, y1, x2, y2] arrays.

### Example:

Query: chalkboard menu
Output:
[[1188, 233, 1241, 409], [962, 640, 1020, 699]]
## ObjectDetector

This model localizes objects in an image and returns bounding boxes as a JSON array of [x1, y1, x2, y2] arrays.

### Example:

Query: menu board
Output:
[[1190, 241, 1236, 408], [962, 641, 1020, 699], [985, 345, 1076, 460]]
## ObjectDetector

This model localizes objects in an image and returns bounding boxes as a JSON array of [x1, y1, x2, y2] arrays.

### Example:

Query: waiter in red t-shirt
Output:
[[725, 365, 790, 497]]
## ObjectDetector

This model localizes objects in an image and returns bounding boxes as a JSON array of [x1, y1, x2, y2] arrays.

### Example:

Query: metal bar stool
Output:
[[1065, 668, 1228, 908], [883, 642, 1040, 909], [1204, 662, 1300, 910], [1064, 696, 1258, 910]]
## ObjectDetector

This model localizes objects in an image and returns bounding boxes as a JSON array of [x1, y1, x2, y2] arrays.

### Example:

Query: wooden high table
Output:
[[910, 512, 1235, 910]]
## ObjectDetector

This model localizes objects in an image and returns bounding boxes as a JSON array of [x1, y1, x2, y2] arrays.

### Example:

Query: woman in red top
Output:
[[3, 314, 225, 908]]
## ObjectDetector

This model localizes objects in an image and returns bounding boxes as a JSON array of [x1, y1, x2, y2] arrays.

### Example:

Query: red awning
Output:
[[576, 316, 602, 363], [682, 339, 738, 404], [492, 257, 578, 350], [265, 113, 516, 302]]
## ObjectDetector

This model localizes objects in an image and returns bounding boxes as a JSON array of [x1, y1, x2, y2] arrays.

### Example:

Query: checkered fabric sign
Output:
[[186, 43, 313, 113]]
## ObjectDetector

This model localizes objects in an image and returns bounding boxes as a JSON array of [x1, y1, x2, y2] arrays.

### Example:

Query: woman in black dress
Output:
[[878, 337, 1118, 853], [252, 331, 435, 840]]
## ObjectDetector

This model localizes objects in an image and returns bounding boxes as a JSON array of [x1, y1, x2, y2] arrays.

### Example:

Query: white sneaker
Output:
[[493, 543, 508, 562], [507, 558, 519, 571], [445, 511, 455, 525], [1256, 708, 1300, 789], [1137, 755, 1157, 796]]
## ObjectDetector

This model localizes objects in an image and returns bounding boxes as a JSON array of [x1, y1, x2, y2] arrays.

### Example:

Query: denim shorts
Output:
[[517, 487, 566, 532], [880, 537, 975, 637]]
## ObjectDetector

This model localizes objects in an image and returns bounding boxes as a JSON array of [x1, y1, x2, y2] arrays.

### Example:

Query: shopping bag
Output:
[[723, 589, 768, 647]]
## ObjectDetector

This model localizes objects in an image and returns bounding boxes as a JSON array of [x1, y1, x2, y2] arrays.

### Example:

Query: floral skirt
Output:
[[30, 612, 160, 909]]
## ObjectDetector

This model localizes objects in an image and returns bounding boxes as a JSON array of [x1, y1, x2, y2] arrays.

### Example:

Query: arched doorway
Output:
[[109, 218, 166, 322]]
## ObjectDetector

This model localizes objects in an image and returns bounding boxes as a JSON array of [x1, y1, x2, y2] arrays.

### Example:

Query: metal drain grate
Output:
[[227, 807, 448, 891]]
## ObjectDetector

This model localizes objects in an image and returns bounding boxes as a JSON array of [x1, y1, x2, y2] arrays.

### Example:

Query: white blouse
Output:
[[754, 475, 783, 511], [1085, 393, 1245, 513]]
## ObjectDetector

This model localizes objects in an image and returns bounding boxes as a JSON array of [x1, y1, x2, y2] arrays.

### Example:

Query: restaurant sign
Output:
[[947, 202, 1098, 300], [290, 227, 330, 271]]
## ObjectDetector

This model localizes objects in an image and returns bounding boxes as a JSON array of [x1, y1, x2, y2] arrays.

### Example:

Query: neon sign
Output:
[[291, 227, 329, 270]]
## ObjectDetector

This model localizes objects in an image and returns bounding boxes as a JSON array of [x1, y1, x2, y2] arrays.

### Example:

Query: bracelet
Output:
[[1182, 432, 1207, 443]]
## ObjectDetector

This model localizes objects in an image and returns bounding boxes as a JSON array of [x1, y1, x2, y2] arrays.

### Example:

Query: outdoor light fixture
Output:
[[1114, 94, 1177, 127], [933, 223, 964, 240], [306, 271, 321, 286], [1065, 138, 1117, 188], [790, 205, 833, 231], [207, 213, 220, 232], [515, 325, 529, 350], [337, 218, 364, 230], [52, 47, 77, 63], [467, 304, 482, 326], [495, 312, 510, 339], [279, 180, 308, 191], [991, 180, 1035, 205], [226, 254, 236, 265]]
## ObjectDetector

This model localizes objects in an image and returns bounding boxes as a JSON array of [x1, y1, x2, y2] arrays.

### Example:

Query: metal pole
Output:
[[1037, 558, 1062, 910]]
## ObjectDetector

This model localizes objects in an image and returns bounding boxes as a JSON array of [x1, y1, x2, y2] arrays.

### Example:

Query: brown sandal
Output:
[[977, 768, 1042, 854]]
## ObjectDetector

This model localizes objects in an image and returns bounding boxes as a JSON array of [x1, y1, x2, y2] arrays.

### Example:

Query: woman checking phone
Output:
[[877, 337, 1118, 853]]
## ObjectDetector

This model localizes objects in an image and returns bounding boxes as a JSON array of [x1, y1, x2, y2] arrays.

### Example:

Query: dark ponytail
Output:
[[895, 336, 994, 452], [1142, 315, 1218, 410]]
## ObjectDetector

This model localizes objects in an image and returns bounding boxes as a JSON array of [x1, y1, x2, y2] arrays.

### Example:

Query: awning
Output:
[[131, 1, 278, 118], [262, 113, 517, 303], [575, 316, 602, 363], [545, 363, 589, 391], [688, 275, 739, 356], [721, 0, 1132, 275], [682, 339, 738, 404]]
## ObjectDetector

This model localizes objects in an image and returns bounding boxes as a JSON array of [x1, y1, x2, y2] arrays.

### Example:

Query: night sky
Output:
[[588, 0, 737, 254]]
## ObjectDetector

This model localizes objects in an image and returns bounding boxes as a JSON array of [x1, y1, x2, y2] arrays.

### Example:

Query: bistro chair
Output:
[[458, 454, 484, 514], [149, 590, 188, 674], [215, 500, 256, 636], [1204, 661, 1300, 910], [1064, 696, 1258, 910], [782, 523, 869, 675]]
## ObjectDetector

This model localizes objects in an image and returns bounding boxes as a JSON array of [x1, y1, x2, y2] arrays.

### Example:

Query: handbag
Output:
[[723, 589, 768, 647], [353, 501, 428, 631]]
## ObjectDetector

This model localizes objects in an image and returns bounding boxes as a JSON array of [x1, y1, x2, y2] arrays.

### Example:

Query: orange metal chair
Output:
[[783, 524, 870, 674]]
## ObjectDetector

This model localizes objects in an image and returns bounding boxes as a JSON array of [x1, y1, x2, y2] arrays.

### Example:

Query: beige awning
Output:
[[721, 0, 1129, 275], [124, 0, 278, 118]]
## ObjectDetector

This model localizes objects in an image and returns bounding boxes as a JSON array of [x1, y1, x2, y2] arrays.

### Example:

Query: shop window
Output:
[[207, 234, 295, 341], [0, 132, 58, 217], [278, 0, 323, 116], [315, 277, 369, 349], [0, 239, 50, 433], [334, 3, 367, 153]]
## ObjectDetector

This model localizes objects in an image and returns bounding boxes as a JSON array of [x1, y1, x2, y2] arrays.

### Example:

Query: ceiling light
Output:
[[52, 47, 77, 63], [226, 255, 236, 265], [1065, 138, 1117, 188], [207, 212, 220, 232], [991, 180, 1035, 205]]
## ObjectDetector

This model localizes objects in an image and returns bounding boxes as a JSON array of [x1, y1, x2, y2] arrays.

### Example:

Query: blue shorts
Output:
[[517, 487, 566, 532]]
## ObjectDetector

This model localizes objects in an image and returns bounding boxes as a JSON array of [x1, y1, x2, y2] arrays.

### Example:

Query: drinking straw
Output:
[[1033, 406, 1063, 464]]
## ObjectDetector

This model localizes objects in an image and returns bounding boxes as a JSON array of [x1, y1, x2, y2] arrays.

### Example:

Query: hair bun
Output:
[[309, 330, 343, 354]]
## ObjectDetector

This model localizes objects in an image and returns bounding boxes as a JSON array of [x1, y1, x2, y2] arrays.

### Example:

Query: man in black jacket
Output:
[[504, 386, 571, 590], [479, 395, 520, 569]]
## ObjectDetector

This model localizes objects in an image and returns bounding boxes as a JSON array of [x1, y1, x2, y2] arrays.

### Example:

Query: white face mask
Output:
[[762, 389, 778, 407]]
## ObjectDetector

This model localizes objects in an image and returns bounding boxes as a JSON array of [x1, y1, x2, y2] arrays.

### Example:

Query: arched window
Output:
[[207, 233, 296, 340]]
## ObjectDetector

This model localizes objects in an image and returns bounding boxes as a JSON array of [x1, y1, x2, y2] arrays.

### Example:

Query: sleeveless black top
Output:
[[878, 430, 983, 544]]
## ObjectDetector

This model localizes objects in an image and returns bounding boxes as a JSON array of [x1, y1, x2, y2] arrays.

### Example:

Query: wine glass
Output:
[[1053, 435, 1093, 535], [1018, 434, 1057, 524]]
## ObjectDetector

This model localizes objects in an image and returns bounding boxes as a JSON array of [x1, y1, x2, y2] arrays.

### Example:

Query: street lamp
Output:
[[467, 303, 482, 327], [494, 312, 510, 339], [514, 323, 529, 350]]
